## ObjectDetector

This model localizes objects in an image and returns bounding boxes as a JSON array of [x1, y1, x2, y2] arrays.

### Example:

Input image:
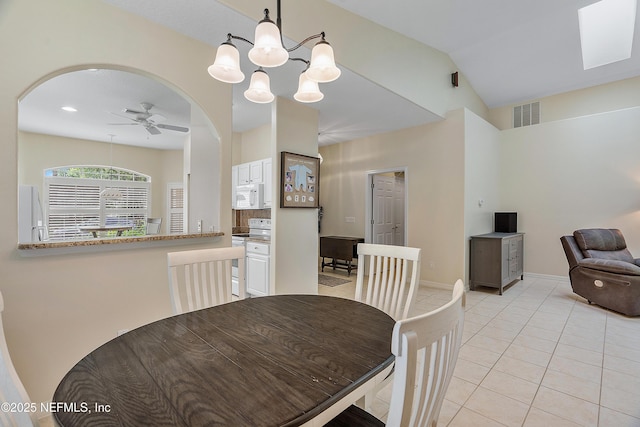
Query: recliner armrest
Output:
[[579, 258, 640, 276]]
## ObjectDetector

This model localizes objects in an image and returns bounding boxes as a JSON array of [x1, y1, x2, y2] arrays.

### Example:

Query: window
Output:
[[44, 166, 151, 240], [167, 183, 184, 234]]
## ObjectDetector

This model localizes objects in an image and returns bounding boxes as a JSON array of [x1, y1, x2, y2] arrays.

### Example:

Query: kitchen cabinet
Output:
[[469, 233, 524, 295], [263, 158, 272, 207], [249, 160, 263, 183], [246, 241, 270, 296], [233, 158, 272, 209], [237, 163, 251, 185], [237, 160, 263, 185]]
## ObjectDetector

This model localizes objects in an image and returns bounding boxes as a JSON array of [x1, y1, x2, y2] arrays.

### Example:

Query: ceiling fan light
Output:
[[244, 69, 275, 103], [306, 40, 341, 83], [294, 71, 324, 103], [208, 42, 245, 83], [248, 15, 289, 67]]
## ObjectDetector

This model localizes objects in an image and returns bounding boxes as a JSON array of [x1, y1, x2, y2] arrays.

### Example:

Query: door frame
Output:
[[365, 167, 409, 245]]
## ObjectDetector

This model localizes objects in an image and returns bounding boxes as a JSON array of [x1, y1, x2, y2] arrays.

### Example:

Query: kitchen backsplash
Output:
[[233, 209, 271, 230]]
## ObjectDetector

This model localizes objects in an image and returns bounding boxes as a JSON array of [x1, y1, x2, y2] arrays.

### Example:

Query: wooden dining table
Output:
[[52, 294, 395, 427]]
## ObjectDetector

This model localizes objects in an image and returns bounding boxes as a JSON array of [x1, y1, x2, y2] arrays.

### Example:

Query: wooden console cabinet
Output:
[[320, 236, 364, 276], [470, 233, 524, 295]]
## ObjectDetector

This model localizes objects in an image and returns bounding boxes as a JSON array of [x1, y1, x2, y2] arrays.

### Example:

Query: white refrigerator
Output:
[[18, 185, 48, 243]]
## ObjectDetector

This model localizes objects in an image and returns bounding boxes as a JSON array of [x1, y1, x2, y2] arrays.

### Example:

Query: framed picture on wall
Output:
[[280, 151, 320, 208]]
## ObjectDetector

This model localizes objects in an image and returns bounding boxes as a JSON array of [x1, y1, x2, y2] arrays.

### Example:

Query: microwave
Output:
[[235, 183, 264, 209]]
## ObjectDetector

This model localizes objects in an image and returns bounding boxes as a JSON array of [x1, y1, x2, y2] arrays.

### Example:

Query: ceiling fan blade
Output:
[[108, 122, 139, 126], [123, 108, 146, 115], [148, 113, 166, 122], [156, 124, 189, 133], [146, 126, 162, 135]]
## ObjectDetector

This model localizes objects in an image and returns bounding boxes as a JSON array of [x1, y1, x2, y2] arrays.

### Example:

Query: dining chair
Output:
[[326, 279, 466, 427], [355, 243, 422, 321], [167, 246, 245, 314], [146, 217, 162, 235], [354, 243, 423, 410], [0, 292, 39, 427]]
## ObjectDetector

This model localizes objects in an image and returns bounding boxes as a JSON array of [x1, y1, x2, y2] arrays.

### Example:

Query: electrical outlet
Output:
[[345, 217, 356, 223], [197, 220, 202, 232], [429, 261, 435, 269]]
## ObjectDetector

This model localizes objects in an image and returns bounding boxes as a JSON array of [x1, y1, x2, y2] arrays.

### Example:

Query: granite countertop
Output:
[[18, 231, 224, 250]]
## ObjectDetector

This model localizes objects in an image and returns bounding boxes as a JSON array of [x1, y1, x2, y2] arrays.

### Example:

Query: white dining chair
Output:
[[355, 243, 422, 321], [354, 243, 422, 409], [167, 246, 245, 314], [0, 292, 39, 427], [326, 279, 466, 427]]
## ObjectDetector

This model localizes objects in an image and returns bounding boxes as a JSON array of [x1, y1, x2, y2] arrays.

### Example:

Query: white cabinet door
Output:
[[246, 253, 269, 296], [238, 163, 250, 185], [263, 158, 272, 207], [249, 160, 263, 183]]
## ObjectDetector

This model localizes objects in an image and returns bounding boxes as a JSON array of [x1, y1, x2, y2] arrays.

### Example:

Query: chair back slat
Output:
[[0, 292, 39, 426], [168, 246, 245, 314], [356, 243, 422, 320], [387, 280, 466, 427]]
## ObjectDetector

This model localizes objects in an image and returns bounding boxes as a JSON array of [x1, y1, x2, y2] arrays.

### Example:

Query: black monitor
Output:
[[495, 212, 517, 233]]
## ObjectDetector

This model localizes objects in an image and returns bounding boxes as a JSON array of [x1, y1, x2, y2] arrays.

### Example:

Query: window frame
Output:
[[44, 165, 151, 241]]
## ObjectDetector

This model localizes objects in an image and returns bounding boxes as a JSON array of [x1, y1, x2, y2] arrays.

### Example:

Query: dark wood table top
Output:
[[53, 295, 395, 427]]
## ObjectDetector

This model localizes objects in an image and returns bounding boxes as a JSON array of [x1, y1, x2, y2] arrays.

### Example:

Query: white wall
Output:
[[0, 0, 233, 409], [319, 110, 466, 287], [272, 98, 320, 295], [501, 106, 640, 276], [463, 109, 503, 282]]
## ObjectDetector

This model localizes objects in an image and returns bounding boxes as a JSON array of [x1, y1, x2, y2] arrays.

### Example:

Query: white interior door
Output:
[[393, 175, 405, 246], [373, 174, 396, 244], [366, 168, 407, 246]]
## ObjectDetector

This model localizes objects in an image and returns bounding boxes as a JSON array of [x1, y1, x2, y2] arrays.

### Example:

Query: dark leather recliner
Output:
[[561, 228, 640, 316]]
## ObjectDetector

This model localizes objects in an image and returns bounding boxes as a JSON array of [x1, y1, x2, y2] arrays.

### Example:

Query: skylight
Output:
[[578, 0, 637, 70]]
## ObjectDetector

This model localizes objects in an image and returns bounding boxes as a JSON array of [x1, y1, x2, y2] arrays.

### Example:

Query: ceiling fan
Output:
[[110, 102, 189, 135]]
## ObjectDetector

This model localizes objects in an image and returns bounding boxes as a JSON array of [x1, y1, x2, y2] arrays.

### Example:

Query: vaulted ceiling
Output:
[[19, 0, 640, 149]]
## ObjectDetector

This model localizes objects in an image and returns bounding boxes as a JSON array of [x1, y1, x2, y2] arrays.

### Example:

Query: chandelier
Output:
[[207, 0, 341, 104]]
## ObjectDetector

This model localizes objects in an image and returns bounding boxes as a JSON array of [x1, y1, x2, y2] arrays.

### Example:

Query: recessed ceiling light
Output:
[[579, 0, 637, 70], [61, 106, 77, 112]]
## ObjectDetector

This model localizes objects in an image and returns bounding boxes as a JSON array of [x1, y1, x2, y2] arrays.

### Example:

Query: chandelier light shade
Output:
[[294, 71, 324, 103], [207, 41, 245, 83], [306, 38, 341, 83], [248, 13, 289, 67], [207, 0, 340, 104], [244, 69, 275, 103]]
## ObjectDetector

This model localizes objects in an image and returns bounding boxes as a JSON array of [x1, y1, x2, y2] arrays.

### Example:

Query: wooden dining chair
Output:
[[355, 243, 422, 321], [0, 292, 39, 427], [326, 279, 466, 427], [167, 246, 245, 314]]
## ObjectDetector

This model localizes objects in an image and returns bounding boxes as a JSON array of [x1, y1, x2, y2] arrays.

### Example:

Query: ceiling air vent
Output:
[[513, 101, 540, 128]]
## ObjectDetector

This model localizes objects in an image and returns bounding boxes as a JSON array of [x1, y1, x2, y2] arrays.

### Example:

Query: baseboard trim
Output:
[[420, 280, 454, 290], [419, 273, 570, 291], [524, 272, 570, 283]]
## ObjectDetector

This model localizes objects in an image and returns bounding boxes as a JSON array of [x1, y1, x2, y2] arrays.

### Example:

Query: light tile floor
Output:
[[318, 271, 640, 427]]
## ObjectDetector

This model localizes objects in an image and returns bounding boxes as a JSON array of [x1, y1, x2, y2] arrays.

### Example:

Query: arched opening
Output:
[[17, 66, 221, 243]]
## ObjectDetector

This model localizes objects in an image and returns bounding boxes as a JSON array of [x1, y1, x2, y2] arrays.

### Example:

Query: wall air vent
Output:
[[513, 101, 540, 128]]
